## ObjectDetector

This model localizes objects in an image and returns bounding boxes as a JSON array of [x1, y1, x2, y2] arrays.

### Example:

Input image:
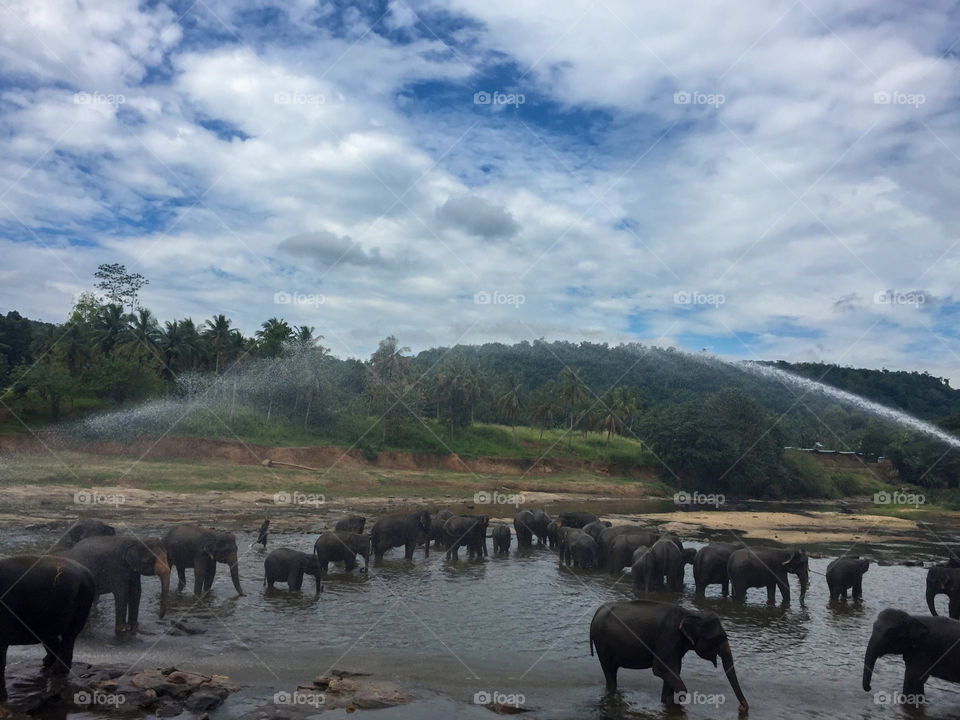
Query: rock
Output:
[[184, 689, 229, 712]]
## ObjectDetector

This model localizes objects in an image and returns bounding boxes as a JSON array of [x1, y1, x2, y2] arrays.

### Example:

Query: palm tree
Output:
[[558, 366, 589, 449], [256, 318, 292, 357], [435, 359, 481, 438], [293, 325, 321, 349], [597, 387, 640, 445], [528, 383, 562, 443], [203, 314, 233, 373], [497, 378, 523, 447], [92, 303, 129, 357], [122, 308, 162, 366]]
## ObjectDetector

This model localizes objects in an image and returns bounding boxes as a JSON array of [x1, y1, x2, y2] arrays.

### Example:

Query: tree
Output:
[[203, 314, 233, 373], [92, 304, 129, 358], [528, 382, 562, 442], [598, 386, 640, 445], [496, 376, 524, 447], [435, 358, 480, 437], [123, 308, 162, 366], [93, 263, 148, 311], [366, 336, 413, 443], [256, 318, 293, 357], [558, 366, 589, 449]]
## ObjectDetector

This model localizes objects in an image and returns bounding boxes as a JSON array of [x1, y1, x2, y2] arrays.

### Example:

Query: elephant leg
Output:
[[128, 576, 142, 631], [193, 555, 206, 595], [202, 558, 215, 592], [721, 578, 729, 596], [54, 633, 77, 674], [0, 644, 6, 701], [176, 564, 187, 592], [902, 662, 927, 697], [292, 569, 304, 591], [113, 588, 128, 635], [949, 594, 960, 620], [853, 578, 863, 601], [766, 583, 777, 604], [596, 650, 619, 692], [779, 577, 791, 604], [41, 637, 59, 669], [654, 660, 685, 705], [404, 541, 415, 561]]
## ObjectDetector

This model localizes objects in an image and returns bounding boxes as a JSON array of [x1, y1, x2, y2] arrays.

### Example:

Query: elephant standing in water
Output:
[[589, 600, 748, 712], [53, 518, 116, 550], [728, 547, 808, 604], [164, 524, 244, 596], [557, 511, 599, 529], [693, 543, 738, 596], [334, 515, 366, 534], [637, 537, 684, 591], [264, 548, 323, 591], [314, 532, 371, 576], [64, 536, 170, 634], [514, 510, 535, 548], [429, 510, 453, 548], [926, 566, 960, 618], [529, 509, 552, 545], [826, 557, 870, 603], [444, 515, 489, 560], [863, 608, 960, 698], [0, 555, 96, 700], [491, 524, 511, 554], [370, 511, 431, 561]]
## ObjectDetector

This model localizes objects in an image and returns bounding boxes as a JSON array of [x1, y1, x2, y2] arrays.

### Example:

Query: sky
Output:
[[1, 0, 959, 379]]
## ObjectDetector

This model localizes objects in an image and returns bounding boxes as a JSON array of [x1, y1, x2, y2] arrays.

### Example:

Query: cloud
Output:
[[277, 230, 387, 269], [436, 195, 520, 240]]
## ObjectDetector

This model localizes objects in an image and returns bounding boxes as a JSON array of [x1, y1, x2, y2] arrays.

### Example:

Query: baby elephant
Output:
[[826, 557, 870, 602], [491, 525, 511, 554], [264, 548, 322, 592], [314, 532, 371, 578], [335, 515, 366, 534]]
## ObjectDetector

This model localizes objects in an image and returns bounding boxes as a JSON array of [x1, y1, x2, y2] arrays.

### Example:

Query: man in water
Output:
[[253, 518, 270, 548]]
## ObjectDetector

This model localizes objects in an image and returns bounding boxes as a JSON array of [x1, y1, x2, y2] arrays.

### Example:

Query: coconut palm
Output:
[[92, 303, 129, 358], [122, 308, 162, 366], [558, 366, 590, 449], [497, 377, 524, 447], [203, 314, 233, 373]]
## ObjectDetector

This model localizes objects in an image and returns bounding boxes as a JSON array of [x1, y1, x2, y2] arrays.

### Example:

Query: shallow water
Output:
[[5, 521, 960, 719]]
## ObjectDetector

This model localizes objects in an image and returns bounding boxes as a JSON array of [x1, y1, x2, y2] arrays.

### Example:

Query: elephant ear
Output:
[[678, 616, 699, 646], [123, 545, 142, 570]]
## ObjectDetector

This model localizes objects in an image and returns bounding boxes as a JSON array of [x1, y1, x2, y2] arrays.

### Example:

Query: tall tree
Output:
[[558, 366, 589, 449], [93, 263, 148, 311]]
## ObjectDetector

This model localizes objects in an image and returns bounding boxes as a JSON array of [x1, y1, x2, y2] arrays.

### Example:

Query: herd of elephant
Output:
[[3, 508, 960, 714]]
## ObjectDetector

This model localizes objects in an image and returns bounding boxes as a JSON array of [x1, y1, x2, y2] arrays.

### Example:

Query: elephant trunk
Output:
[[927, 586, 939, 616], [863, 637, 880, 691], [719, 641, 748, 713], [797, 567, 809, 598], [228, 551, 244, 596], [155, 555, 170, 618]]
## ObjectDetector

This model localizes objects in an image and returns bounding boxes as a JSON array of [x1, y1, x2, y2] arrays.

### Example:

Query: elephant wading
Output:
[[559, 528, 600, 569], [65, 536, 170, 635], [429, 510, 453, 548], [334, 515, 366, 534], [557, 511, 599, 529], [589, 600, 749, 711], [370, 511, 430, 561], [728, 547, 808, 604], [926, 566, 960, 619], [514, 510, 535, 548], [444, 515, 489, 560], [0, 555, 96, 700], [314, 532, 371, 577], [53, 518, 116, 550], [164, 524, 243, 596], [491, 524, 511, 554], [693, 543, 737, 597], [265, 548, 323, 592], [582, 521, 612, 542], [863, 608, 960, 699], [826, 557, 870, 603], [530, 509, 552, 545], [644, 537, 685, 592]]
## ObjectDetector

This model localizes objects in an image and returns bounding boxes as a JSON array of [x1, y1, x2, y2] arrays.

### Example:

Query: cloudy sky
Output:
[[2, 1, 959, 377]]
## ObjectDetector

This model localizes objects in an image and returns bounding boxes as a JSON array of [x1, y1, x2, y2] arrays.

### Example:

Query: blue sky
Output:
[[1, 0, 959, 379]]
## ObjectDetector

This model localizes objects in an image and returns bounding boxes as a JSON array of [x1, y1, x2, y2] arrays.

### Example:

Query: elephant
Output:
[[646, 537, 685, 591], [314, 532, 371, 576], [163, 524, 244, 596], [630, 546, 653, 592], [370, 510, 431, 561], [682, 547, 697, 566], [727, 547, 808, 604], [444, 515, 489, 560], [946, 546, 960, 567], [925, 565, 960, 619], [826, 557, 870, 603], [545, 521, 559, 549], [557, 527, 580, 565], [491, 524, 511, 554], [53, 518, 116, 550], [598, 526, 659, 568], [335, 515, 366, 534], [863, 608, 960, 699], [0, 555, 96, 701], [514, 510, 535, 548], [693, 543, 738, 596], [264, 548, 323, 592], [64, 535, 170, 635], [582, 521, 613, 542], [429, 510, 453, 548], [557, 511, 599, 529], [589, 600, 748, 712], [530, 509, 552, 545], [608, 533, 653, 575], [559, 529, 600, 569]]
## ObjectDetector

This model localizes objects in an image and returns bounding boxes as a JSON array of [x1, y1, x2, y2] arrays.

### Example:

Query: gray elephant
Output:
[[429, 510, 453, 548], [444, 515, 489, 560], [864, 608, 960, 699], [314, 532, 371, 576], [682, 547, 697, 566], [582, 520, 612, 542], [64, 536, 170, 635], [491, 525, 511, 554], [530, 509, 552, 545], [926, 565, 960, 619], [647, 537, 685, 591], [163, 524, 243, 596], [545, 521, 559, 548], [589, 600, 748, 711], [728, 547, 808, 604], [264, 548, 323, 592], [630, 546, 652, 592], [514, 510, 535, 547], [53, 518, 116, 550], [598, 526, 659, 568], [560, 529, 600, 570], [693, 542, 738, 596], [370, 510, 431, 561], [608, 532, 652, 575], [334, 515, 366, 534], [826, 557, 870, 603], [557, 511, 599, 528]]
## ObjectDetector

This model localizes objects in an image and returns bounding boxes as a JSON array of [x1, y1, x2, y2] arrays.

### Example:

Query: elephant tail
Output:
[[589, 637, 595, 656]]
